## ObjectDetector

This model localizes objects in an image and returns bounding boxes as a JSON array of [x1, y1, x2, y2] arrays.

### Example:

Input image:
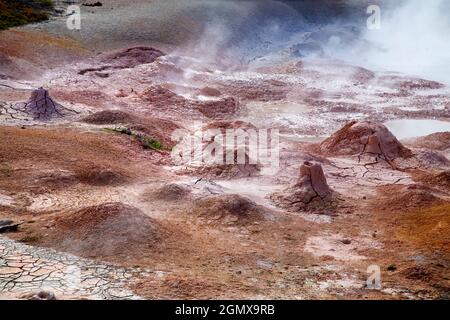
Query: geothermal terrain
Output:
[[0, 1, 449, 299]]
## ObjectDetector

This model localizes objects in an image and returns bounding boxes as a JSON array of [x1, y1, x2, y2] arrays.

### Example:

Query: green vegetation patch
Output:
[[104, 127, 164, 152], [0, 0, 54, 30]]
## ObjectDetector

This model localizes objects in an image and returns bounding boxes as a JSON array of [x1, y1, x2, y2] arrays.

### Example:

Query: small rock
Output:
[[0, 220, 20, 233], [341, 239, 351, 245], [23, 291, 56, 300], [387, 265, 397, 272]]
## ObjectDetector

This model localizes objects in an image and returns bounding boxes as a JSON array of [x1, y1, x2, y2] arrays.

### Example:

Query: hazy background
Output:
[[25, 0, 450, 83]]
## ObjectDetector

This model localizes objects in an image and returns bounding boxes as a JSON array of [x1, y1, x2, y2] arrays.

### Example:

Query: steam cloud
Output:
[[346, 0, 450, 84], [172, 0, 450, 84]]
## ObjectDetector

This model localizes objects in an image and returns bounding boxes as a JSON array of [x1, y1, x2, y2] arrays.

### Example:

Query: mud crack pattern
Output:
[[0, 236, 148, 299]]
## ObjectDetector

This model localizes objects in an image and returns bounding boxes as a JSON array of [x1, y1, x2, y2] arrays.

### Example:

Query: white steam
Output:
[[348, 0, 450, 84]]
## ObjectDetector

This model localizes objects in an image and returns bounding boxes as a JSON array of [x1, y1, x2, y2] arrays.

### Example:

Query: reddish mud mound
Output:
[[78, 47, 165, 75], [82, 110, 181, 148], [203, 120, 257, 132], [139, 85, 188, 110], [415, 170, 450, 191], [193, 97, 239, 118], [191, 194, 267, 225], [184, 163, 260, 179], [320, 121, 412, 160], [75, 167, 129, 186], [179, 120, 261, 178], [14, 87, 78, 121], [374, 184, 445, 213], [143, 183, 191, 201], [217, 79, 289, 102], [414, 150, 450, 169], [393, 77, 444, 91], [100, 47, 165, 68], [271, 161, 339, 213], [139, 85, 239, 119], [44, 203, 163, 258], [408, 132, 450, 151]]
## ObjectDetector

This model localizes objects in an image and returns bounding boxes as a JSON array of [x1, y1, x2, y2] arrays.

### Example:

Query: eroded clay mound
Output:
[[184, 163, 260, 179], [143, 183, 192, 201], [101, 47, 165, 68], [271, 161, 338, 213], [182, 150, 261, 179], [180, 120, 261, 179], [139, 85, 188, 109], [373, 184, 445, 212], [75, 167, 129, 186], [415, 170, 450, 191], [203, 120, 257, 132], [45, 202, 163, 258], [139, 85, 239, 119], [191, 194, 266, 225], [78, 47, 165, 75], [82, 109, 181, 148], [408, 132, 450, 151], [14, 88, 78, 121], [414, 150, 450, 169], [193, 97, 239, 119], [320, 121, 412, 160]]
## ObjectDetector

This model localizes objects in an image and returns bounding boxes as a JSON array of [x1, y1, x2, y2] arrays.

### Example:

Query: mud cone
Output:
[[365, 134, 382, 155], [270, 161, 336, 213], [16, 87, 74, 121], [297, 161, 331, 198], [320, 121, 412, 160]]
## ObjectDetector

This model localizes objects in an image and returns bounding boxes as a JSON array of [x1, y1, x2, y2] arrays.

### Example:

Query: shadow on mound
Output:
[[142, 183, 192, 202], [75, 167, 129, 186], [190, 194, 267, 225], [44, 202, 163, 258], [78, 47, 165, 75]]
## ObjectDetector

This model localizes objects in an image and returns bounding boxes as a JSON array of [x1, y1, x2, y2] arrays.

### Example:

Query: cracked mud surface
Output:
[[0, 1, 449, 300], [0, 236, 146, 299]]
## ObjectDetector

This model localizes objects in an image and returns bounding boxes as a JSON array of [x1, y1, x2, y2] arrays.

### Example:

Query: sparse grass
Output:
[[0, 0, 53, 30], [104, 127, 164, 151]]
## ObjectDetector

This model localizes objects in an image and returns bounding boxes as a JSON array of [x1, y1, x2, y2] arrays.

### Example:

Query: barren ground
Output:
[[0, 1, 449, 300]]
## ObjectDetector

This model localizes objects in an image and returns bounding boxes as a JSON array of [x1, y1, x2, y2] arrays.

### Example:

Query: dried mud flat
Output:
[[0, 2, 449, 300]]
